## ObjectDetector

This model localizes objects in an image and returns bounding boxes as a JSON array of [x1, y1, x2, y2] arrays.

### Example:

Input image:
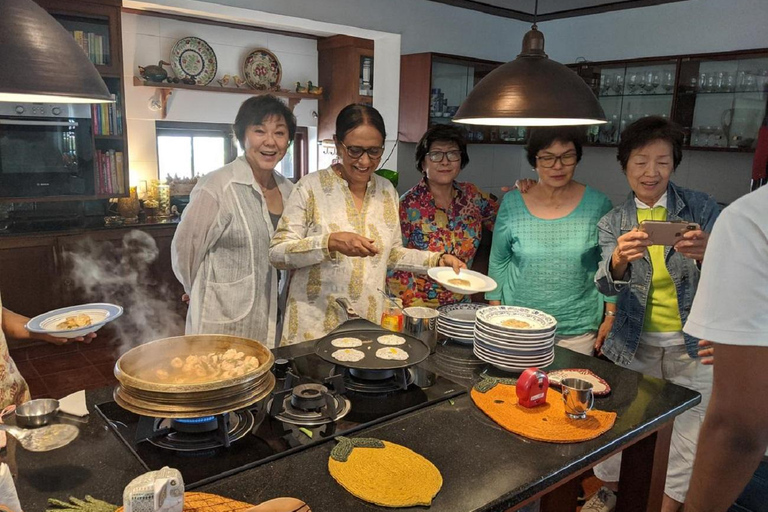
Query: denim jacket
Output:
[[594, 181, 721, 365]]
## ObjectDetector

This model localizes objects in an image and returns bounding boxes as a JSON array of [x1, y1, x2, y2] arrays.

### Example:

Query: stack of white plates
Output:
[[473, 306, 557, 372], [436, 303, 487, 344]]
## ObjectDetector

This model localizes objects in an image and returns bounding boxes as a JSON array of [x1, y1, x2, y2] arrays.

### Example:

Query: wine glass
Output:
[[627, 72, 638, 94], [724, 72, 735, 92], [601, 74, 613, 95], [662, 71, 675, 93], [698, 72, 709, 92], [651, 72, 661, 93], [643, 71, 655, 93], [613, 74, 624, 94], [714, 71, 725, 92]]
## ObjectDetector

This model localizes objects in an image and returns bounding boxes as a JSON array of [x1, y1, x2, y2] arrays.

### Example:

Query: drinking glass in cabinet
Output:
[[643, 71, 655, 93], [662, 71, 675, 92], [600, 74, 613, 95], [612, 74, 624, 94], [626, 72, 638, 93]]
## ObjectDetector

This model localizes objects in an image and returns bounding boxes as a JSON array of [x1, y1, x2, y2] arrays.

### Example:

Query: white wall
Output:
[[122, 11, 320, 185]]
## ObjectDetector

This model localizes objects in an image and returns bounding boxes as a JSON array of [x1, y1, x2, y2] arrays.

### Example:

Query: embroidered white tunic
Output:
[[269, 167, 440, 345], [171, 156, 293, 348]]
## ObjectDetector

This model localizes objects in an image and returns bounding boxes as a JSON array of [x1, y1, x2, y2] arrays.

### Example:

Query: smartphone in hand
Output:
[[639, 220, 700, 246]]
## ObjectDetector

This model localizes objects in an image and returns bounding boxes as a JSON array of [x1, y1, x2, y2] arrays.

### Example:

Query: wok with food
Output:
[[114, 334, 275, 417]]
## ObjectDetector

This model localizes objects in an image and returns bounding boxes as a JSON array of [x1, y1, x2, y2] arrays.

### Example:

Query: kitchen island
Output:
[[9, 342, 698, 512]]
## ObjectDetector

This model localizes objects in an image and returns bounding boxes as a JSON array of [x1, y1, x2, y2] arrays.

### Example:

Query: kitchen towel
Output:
[[471, 377, 617, 443], [58, 390, 89, 417]]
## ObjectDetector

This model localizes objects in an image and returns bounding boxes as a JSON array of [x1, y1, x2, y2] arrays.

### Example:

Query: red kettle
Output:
[[516, 368, 549, 408]]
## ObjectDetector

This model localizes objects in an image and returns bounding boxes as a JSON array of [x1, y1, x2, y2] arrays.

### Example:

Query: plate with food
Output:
[[427, 268, 497, 295], [25, 303, 123, 338], [475, 305, 557, 334]]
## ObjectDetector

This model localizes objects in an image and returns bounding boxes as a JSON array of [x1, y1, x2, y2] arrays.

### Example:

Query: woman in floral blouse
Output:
[[388, 125, 498, 308]]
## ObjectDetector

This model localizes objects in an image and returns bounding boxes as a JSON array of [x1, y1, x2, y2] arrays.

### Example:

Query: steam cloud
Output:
[[63, 229, 185, 354]]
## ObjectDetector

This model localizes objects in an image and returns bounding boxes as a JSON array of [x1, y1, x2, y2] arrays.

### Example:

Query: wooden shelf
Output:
[[94, 134, 124, 140], [133, 77, 318, 118]]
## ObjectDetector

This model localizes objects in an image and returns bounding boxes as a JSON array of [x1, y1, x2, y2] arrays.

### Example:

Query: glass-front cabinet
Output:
[[400, 53, 529, 144], [571, 49, 767, 151]]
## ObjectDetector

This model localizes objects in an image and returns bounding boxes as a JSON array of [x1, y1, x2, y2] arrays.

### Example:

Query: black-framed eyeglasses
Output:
[[426, 150, 462, 163], [338, 140, 385, 159], [536, 152, 578, 168]]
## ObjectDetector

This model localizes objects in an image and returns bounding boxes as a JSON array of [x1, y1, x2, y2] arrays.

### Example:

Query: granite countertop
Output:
[[8, 343, 699, 512]]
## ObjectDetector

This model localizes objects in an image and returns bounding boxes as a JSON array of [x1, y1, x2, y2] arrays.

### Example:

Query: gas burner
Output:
[[145, 411, 254, 452], [268, 382, 351, 426], [336, 366, 414, 394]]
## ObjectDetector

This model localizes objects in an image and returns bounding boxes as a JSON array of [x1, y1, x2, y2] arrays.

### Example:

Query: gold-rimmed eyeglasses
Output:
[[536, 152, 578, 168], [338, 140, 385, 160]]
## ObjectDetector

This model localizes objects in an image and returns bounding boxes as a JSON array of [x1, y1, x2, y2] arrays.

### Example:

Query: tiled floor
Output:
[[10, 328, 125, 400]]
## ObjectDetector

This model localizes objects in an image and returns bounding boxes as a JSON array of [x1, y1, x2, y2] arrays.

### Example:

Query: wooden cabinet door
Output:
[[0, 236, 60, 317]]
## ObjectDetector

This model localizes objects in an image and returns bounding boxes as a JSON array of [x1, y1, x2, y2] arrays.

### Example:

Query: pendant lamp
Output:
[[453, 1, 605, 127], [0, 0, 113, 103]]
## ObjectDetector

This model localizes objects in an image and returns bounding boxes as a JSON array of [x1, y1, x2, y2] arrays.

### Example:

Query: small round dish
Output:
[[242, 48, 282, 90], [170, 36, 218, 86], [427, 268, 497, 295], [25, 303, 123, 339], [15, 398, 59, 428]]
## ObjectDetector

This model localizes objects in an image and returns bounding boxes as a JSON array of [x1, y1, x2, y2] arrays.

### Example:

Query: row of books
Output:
[[71, 30, 109, 66], [96, 150, 125, 196], [92, 95, 122, 135]]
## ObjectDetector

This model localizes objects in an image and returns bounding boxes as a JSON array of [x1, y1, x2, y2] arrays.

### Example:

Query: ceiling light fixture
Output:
[[453, 0, 605, 127], [0, 0, 113, 103]]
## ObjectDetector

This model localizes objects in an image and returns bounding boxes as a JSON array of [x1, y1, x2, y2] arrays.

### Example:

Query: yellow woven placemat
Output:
[[328, 436, 442, 507], [471, 378, 617, 443], [115, 492, 252, 512]]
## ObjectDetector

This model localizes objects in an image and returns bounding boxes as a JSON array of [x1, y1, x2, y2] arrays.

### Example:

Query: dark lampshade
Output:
[[0, 0, 113, 103], [453, 27, 606, 127]]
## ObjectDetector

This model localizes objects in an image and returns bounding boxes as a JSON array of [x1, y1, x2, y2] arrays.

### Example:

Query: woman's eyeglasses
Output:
[[536, 152, 578, 168], [426, 150, 462, 163], [339, 140, 384, 159]]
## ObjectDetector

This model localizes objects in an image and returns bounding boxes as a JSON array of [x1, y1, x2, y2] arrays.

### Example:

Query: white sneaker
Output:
[[581, 486, 617, 512]]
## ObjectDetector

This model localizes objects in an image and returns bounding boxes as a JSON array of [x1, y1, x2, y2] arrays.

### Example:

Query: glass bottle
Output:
[[380, 299, 404, 332]]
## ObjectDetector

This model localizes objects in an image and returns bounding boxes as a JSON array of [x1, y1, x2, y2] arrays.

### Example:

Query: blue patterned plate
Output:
[[25, 303, 123, 339]]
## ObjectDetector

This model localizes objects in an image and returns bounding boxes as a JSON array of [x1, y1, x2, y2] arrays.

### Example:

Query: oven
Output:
[[0, 103, 95, 198]]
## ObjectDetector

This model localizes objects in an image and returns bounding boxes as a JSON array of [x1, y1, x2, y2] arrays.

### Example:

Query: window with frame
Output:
[[156, 121, 308, 183]]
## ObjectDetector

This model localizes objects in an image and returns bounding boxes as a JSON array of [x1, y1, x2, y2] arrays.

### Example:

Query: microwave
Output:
[[0, 103, 95, 199]]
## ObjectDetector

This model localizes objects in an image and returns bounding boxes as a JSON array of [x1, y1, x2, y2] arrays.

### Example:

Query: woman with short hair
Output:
[[172, 95, 296, 347], [270, 104, 464, 345], [487, 127, 616, 356], [388, 124, 498, 308]]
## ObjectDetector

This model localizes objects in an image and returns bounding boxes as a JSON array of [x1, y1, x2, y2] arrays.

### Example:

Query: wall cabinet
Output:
[[30, 0, 129, 199], [0, 226, 182, 318], [570, 48, 768, 151], [317, 35, 374, 141], [399, 53, 530, 144]]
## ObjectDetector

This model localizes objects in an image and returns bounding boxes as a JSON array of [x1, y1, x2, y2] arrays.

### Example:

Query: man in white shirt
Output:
[[683, 185, 768, 512]]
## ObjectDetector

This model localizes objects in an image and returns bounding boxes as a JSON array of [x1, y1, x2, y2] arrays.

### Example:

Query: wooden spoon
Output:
[[242, 498, 311, 512]]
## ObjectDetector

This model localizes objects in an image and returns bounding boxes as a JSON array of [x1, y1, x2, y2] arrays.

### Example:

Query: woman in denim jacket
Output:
[[587, 117, 720, 512]]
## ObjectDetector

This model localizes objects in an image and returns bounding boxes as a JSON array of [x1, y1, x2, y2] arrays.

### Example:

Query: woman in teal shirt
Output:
[[487, 128, 615, 355]]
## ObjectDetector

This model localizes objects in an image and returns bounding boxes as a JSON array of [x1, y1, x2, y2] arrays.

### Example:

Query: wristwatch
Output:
[[604, 310, 616, 317]]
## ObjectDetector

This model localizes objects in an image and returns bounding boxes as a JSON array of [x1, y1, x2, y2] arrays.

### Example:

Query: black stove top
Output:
[[96, 351, 465, 489]]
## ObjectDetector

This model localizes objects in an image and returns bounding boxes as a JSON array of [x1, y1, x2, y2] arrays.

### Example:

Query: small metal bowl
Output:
[[15, 398, 60, 428]]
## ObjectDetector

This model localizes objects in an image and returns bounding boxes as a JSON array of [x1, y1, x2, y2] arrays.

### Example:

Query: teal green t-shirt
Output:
[[486, 186, 614, 336]]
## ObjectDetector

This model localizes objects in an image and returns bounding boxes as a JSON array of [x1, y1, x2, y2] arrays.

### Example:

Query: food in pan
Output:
[[332, 348, 366, 362], [332, 337, 364, 348], [377, 334, 406, 346], [447, 278, 472, 287], [500, 318, 532, 329], [150, 348, 260, 384], [56, 313, 92, 330], [376, 347, 409, 361]]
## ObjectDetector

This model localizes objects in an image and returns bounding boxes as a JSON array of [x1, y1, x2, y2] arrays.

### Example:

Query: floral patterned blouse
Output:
[[269, 168, 441, 345], [388, 179, 498, 308], [0, 294, 30, 409]]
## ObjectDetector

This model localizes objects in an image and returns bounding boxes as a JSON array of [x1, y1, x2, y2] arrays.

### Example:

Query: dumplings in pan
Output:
[[56, 314, 92, 330], [150, 348, 260, 384]]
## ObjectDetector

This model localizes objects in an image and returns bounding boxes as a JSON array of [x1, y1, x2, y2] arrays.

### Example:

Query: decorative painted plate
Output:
[[25, 303, 123, 339], [170, 36, 217, 86], [242, 48, 282, 90], [547, 368, 611, 396]]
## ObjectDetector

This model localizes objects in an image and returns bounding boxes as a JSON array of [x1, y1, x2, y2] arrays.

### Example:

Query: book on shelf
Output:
[[91, 93, 122, 135], [69, 29, 108, 66], [95, 149, 125, 195]]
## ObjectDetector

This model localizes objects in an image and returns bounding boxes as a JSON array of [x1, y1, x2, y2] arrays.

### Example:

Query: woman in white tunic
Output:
[[172, 95, 295, 348], [269, 104, 464, 345]]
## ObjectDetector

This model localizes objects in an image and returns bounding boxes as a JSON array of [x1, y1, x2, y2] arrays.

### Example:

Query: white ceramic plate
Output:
[[473, 346, 555, 372], [474, 333, 555, 353], [437, 303, 487, 324], [474, 321, 556, 340], [475, 305, 557, 333], [428, 268, 497, 294], [25, 303, 123, 339]]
